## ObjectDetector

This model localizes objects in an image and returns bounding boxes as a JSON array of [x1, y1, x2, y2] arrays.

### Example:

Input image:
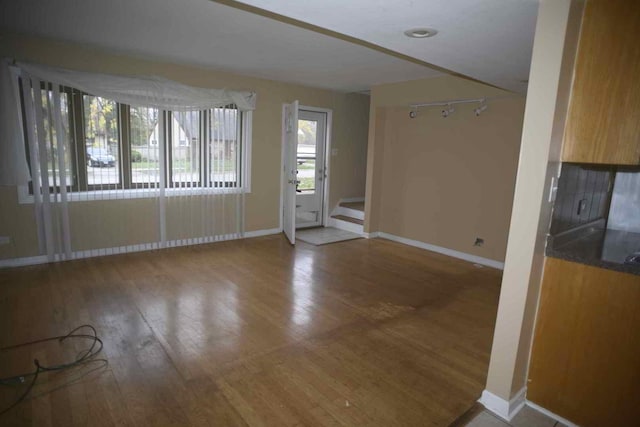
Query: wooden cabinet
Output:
[[528, 258, 640, 426], [562, 0, 640, 165]]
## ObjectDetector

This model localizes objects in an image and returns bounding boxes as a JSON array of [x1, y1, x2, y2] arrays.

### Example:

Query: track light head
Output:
[[474, 104, 488, 116], [441, 105, 454, 118]]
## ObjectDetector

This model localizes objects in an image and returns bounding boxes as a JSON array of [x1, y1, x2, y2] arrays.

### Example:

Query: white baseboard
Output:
[[376, 232, 505, 270], [479, 388, 526, 422], [525, 400, 578, 427], [244, 227, 281, 238], [0, 227, 282, 269], [363, 231, 380, 239], [332, 206, 365, 221], [0, 255, 49, 268]]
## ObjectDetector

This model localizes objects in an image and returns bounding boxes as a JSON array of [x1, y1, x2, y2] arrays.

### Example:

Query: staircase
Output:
[[328, 200, 365, 234]]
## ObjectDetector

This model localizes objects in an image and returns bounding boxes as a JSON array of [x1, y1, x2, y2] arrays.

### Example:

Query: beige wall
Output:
[[365, 76, 525, 263], [484, 0, 583, 408], [0, 186, 39, 258], [0, 33, 369, 260]]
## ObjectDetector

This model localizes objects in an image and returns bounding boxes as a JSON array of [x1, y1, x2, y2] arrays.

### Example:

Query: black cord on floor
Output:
[[0, 324, 104, 416]]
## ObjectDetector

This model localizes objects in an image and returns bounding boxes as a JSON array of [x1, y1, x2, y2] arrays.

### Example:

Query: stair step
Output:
[[331, 215, 364, 225], [339, 201, 365, 212]]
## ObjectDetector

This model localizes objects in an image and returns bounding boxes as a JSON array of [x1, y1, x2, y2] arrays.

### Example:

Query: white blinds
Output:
[[18, 76, 74, 260], [8, 60, 251, 263]]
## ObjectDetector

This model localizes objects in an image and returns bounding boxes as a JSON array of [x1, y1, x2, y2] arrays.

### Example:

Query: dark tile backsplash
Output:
[[550, 163, 614, 235], [608, 169, 640, 233]]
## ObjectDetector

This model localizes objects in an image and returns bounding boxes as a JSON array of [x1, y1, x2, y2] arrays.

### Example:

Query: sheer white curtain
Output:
[[3, 60, 254, 262], [0, 59, 30, 186], [18, 61, 256, 112], [19, 75, 73, 261]]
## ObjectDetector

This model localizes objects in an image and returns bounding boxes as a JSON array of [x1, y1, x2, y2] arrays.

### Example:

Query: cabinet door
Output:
[[528, 258, 640, 426], [562, 0, 640, 164]]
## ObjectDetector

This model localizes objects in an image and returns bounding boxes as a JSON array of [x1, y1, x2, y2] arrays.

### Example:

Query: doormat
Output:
[[296, 227, 363, 246]]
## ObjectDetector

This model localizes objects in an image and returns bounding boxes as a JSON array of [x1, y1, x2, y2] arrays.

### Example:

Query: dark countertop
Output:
[[546, 226, 640, 276]]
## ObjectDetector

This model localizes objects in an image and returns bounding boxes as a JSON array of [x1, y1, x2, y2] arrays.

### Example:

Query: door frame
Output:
[[280, 104, 333, 231]]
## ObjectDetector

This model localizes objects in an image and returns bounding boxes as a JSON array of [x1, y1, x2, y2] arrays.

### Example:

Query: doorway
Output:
[[295, 109, 328, 228], [282, 103, 332, 244]]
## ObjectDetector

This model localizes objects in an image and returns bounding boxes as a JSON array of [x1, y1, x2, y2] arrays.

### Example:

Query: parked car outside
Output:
[[87, 147, 116, 167]]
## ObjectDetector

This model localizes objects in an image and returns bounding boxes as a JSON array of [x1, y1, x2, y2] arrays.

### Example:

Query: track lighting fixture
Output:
[[408, 96, 513, 119]]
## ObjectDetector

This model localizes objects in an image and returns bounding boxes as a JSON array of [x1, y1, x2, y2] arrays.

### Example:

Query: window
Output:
[[209, 107, 240, 188], [20, 84, 75, 193], [170, 110, 200, 186], [296, 119, 317, 193], [130, 105, 160, 186], [22, 84, 248, 197], [83, 95, 119, 186]]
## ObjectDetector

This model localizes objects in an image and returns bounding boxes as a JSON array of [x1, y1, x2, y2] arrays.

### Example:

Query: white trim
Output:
[[298, 105, 333, 114], [17, 185, 250, 204], [330, 197, 366, 221], [338, 196, 365, 204], [243, 227, 281, 238], [363, 231, 380, 239], [242, 110, 253, 193], [323, 110, 332, 228], [279, 103, 286, 233], [0, 227, 282, 269], [158, 111, 167, 248], [525, 401, 578, 427], [376, 232, 505, 270], [479, 388, 526, 422], [0, 255, 49, 268], [327, 217, 363, 234], [332, 206, 364, 221]]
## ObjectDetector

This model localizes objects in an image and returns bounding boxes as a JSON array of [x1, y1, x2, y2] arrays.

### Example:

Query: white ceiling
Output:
[[0, 0, 444, 92], [0, 0, 538, 93], [234, 0, 539, 93]]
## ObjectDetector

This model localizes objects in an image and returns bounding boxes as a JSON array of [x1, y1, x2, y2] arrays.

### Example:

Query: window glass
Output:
[[40, 89, 73, 188], [83, 95, 119, 185], [171, 111, 200, 185], [297, 119, 317, 193], [209, 107, 238, 187], [130, 106, 160, 185]]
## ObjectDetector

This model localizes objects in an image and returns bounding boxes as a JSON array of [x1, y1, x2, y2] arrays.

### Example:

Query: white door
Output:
[[295, 110, 327, 228], [282, 101, 299, 245]]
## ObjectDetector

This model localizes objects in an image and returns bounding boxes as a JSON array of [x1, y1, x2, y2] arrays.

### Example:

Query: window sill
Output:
[[17, 186, 250, 204]]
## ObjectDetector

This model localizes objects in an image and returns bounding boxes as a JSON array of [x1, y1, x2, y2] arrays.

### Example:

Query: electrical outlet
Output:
[[0, 236, 10, 245], [577, 198, 588, 216], [474, 238, 484, 247]]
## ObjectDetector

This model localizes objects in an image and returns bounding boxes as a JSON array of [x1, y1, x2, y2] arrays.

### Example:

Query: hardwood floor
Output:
[[0, 235, 501, 426]]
